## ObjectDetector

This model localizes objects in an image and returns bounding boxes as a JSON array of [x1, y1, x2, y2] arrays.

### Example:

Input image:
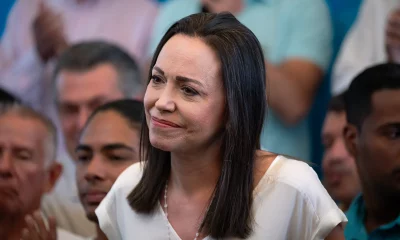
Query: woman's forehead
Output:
[[155, 35, 222, 86]]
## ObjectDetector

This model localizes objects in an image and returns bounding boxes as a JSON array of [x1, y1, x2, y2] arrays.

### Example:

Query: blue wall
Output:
[[0, 0, 15, 37]]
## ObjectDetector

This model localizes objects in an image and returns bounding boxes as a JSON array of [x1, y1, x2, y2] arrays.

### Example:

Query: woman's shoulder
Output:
[[256, 152, 334, 205], [254, 153, 347, 239], [261, 153, 321, 190]]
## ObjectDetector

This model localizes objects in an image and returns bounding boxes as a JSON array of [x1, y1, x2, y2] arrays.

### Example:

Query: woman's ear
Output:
[[343, 124, 358, 159], [44, 162, 63, 193]]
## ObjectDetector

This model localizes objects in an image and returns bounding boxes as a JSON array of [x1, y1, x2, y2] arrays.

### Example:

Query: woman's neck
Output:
[[169, 144, 222, 197]]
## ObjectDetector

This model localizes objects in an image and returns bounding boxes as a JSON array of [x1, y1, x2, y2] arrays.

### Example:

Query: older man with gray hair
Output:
[[41, 40, 144, 237], [0, 103, 83, 240]]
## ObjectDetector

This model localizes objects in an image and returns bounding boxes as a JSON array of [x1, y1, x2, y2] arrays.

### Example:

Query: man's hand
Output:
[[32, 1, 68, 63], [21, 211, 57, 240], [386, 9, 400, 62]]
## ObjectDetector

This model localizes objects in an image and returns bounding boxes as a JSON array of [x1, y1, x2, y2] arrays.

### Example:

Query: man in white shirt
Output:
[[0, 103, 83, 240], [41, 41, 144, 237], [332, 0, 400, 95], [0, 0, 157, 112]]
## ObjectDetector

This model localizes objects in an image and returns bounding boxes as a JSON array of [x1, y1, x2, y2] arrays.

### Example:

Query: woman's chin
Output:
[[150, 139, 174, 152]]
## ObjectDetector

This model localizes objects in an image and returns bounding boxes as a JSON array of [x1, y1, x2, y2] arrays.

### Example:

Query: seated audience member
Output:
[[0, 0, 157, 111], [343, 63, 400, 239], [332, 0, 400, 95], [148, 0, 332, 160], [0, 87, 20, 103], [41, 41, 143, 237], [322, 93, 360, 212], [20, 99, 143, 240], [0, 103, 83, 240]]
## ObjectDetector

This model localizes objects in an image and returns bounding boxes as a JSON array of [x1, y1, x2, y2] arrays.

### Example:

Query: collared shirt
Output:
[[345, 194, 400, 240], [147, 0, 332, 160], [331, 0, 400, 95]]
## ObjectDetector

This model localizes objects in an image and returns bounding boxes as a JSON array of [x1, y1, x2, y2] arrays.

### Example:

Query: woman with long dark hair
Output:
[[96, 12, 346, 240]]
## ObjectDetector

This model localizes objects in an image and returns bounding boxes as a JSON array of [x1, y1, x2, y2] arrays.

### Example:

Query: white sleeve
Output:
[[304, 167, 347, 240], [331, 0, 387, 95], [256, 158, 347, 240], [278, 159, 347, 240]]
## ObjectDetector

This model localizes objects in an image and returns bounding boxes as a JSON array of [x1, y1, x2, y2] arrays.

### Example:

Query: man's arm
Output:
[[266, 59, 323, 125], [266, 0, 331, 126]]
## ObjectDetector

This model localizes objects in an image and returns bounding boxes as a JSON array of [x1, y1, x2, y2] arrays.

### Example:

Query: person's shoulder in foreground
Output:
[[96, 156, 346, 240]]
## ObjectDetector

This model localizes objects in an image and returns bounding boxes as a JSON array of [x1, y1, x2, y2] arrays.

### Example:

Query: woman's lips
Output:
[[151, 117, 181, 128]]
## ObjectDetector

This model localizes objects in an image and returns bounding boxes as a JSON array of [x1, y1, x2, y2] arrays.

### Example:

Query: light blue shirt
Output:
[[345, 194, 400, 240], [148, 0, 332, 160]]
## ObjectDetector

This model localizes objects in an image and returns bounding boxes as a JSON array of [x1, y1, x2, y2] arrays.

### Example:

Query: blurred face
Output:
[[345, 89, 400, 200], [76, 111, 140, 222], [144, 34, 225, 153], [0, 114, 53, 217], [322, 111, 360, 206], [57, 63, 124, 159]]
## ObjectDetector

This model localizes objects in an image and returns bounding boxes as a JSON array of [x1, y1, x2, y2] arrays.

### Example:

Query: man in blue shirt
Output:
[[343, 63, 400, 240]]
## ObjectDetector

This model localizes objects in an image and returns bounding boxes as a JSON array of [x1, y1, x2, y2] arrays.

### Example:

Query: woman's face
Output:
[[144, 34, 225, 154]]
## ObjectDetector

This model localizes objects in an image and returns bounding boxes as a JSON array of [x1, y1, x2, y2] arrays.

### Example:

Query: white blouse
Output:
[[96, 155, 347, 240]]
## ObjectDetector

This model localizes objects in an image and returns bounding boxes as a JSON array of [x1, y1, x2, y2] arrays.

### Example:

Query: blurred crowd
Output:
[[0, 0, 399, 239]]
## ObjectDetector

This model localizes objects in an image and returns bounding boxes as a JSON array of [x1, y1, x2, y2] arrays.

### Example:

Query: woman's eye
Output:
[[151, 75, 164, 84], [181, 86, 199, 96]]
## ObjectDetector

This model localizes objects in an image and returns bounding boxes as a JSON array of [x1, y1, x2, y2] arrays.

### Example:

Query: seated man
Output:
[[22, 99, 143, 240], [343, 63, 400, 239], [41, 41, 143, 236], [0, 103, 82, 240], [321, 93, 360, 212]]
